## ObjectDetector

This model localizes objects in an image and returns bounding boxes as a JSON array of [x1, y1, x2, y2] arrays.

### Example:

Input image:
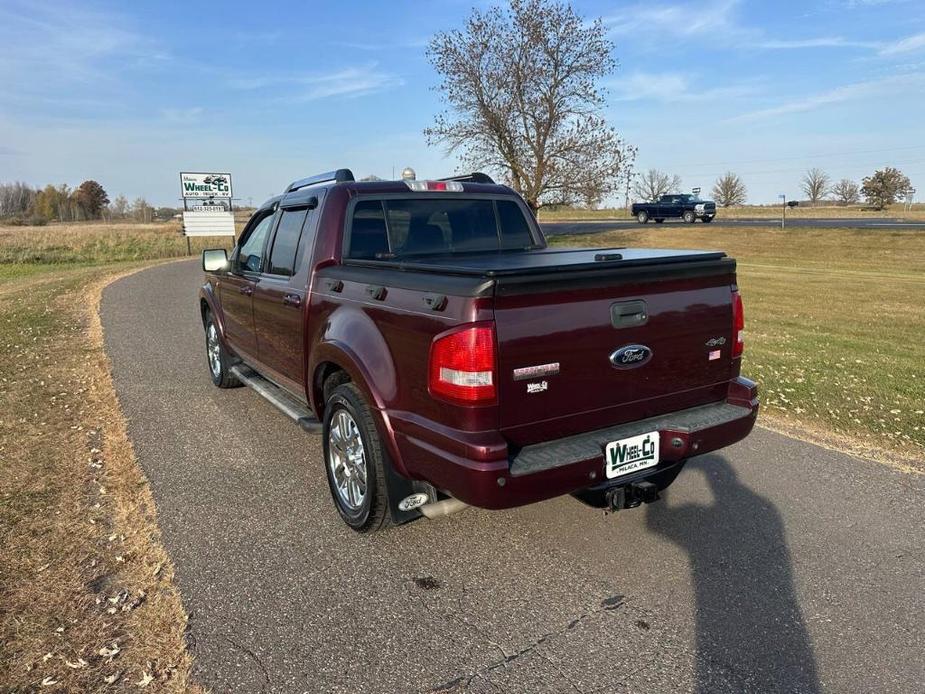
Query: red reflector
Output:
[[428, 181, 448, 191], [732, 290, 745, 358], [429, 324, 497, 403]]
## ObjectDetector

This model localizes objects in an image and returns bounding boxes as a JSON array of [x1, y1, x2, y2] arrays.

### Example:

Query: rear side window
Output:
[[346, 197, 536, 259], [267, 208, 308, 276], [348, 200, 390, 259], [497, 200, 533, 249]]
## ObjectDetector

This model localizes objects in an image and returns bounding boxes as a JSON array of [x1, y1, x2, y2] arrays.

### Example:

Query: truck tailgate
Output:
[[492, 250, 737, 447]]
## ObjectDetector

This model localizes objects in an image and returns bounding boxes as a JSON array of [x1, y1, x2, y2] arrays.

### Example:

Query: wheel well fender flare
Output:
[[309, 340, 408, 477], [199, 284, 227, 343]]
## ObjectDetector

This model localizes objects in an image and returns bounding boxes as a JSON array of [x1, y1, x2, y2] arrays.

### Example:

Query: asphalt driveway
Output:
[[101, 260, 924, 693]]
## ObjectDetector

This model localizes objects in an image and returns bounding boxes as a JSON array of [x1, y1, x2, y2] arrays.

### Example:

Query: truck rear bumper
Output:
[[390, 377, 758, 510]]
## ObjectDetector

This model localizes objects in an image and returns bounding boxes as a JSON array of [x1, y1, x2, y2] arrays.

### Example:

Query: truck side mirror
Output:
[[202, 248, 229, 272]]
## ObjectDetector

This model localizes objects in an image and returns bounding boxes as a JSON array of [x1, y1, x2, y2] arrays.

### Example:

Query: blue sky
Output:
[[1, 0, 923, 205]]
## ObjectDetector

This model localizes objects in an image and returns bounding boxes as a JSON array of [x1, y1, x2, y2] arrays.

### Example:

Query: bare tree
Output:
[[0, 181, 37, 218], [632, 169, 683, 201], [831, 179, 860, 206], [861, 167, 912, 210], [110, 194, 129, 219], [801, 168, 830, 206], [712, 172, 747, 207], [425, 0, 634, 210], [131, 197, 153, 223]]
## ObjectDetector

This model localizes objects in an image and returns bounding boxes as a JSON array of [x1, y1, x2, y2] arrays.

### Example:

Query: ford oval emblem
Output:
[[610, 344, 653, 369]]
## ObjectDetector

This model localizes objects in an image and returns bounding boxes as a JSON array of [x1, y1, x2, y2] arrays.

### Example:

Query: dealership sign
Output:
[[180, 172, 233, 199], [179, 171, 236, 238]]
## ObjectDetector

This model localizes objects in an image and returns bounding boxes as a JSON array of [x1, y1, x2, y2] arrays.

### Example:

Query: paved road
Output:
[[542, 217, 925, 237], [102, 260, 924, 694]]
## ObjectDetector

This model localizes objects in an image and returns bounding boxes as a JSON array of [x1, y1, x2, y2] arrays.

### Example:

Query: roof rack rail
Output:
[[286, 169, 355, 193], [439, 172, 495, 184]]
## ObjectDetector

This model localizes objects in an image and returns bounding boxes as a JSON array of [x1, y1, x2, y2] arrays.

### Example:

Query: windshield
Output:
[[346, 197, 537, 260]]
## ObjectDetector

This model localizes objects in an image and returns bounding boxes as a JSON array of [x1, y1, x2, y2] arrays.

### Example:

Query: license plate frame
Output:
[[604, 431, 660, 479]]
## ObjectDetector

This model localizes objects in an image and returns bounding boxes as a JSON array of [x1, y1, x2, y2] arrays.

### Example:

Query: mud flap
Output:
[[383, 461, 438, 525]]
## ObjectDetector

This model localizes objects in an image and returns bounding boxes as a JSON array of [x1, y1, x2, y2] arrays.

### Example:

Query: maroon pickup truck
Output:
[[199, 169, 757, 532]]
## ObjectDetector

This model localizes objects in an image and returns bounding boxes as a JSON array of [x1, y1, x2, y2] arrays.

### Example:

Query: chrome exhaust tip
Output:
[[418, 497, 469, 519]]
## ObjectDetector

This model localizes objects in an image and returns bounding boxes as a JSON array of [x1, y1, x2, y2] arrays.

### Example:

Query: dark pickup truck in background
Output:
[[199, 169, 757, 532], [632, 194, 717, 224]]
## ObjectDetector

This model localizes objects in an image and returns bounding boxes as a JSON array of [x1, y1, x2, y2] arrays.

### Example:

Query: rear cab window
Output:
[[345, 196, 538, 260], [267, 208, 309, 276]]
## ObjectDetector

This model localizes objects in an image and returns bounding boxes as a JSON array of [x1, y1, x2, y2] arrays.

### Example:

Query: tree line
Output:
[[0, 180, 158, 225], [631, 166, 914, 210]]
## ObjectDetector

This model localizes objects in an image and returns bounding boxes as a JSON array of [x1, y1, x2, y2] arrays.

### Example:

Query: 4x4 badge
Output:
[[706, 337, 726, 347]]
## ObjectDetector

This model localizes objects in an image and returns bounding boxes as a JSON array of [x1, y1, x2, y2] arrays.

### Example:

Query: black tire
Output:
[[636, 211, 649, 224], [702, 216, 714, 223], [204, 312, 240, 388], [682, 210, 696, 223], [322, 383, 392, 533], [654, 218, 664, 224]]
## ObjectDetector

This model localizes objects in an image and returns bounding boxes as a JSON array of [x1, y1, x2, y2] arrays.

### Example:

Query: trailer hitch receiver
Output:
[[605, 481, 660, 512]]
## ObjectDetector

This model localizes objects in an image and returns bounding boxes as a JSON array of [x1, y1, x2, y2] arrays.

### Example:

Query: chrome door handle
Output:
[[283, 293, 302, 308], [240, 285, 254, 296]]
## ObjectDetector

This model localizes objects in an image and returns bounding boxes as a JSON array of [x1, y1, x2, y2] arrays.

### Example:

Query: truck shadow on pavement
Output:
[[645, 455, 821, 693]]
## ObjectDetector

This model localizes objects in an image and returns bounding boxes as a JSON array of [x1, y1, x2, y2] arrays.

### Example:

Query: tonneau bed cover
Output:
[[342, 247, 727, 277]]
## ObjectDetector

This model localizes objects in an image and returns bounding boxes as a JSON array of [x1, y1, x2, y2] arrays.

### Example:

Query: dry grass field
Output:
[[0, 262, 206, 691], [0, 220, 235, 269], [0, 221, 228, 690], [539, 202, 925, 221]]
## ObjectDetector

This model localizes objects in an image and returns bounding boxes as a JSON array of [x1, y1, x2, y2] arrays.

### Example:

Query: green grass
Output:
[[550, 225, 925, 461]]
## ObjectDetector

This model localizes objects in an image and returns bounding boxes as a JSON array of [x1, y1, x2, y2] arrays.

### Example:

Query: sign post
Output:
[[779, 194, 786, 229], [179, 172, 237, 253]]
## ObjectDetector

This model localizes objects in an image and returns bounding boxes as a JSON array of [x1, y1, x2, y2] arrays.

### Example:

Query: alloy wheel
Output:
[[327, 409, 368, 511]]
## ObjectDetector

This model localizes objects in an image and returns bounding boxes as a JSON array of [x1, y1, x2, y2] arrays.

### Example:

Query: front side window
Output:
[[236, 213, 274, 272], [267, 208, 308, 276], [346, 197, 537, 260]]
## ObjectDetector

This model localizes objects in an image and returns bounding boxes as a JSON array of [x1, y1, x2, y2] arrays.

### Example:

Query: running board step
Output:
[[230, 365, 322, 433]]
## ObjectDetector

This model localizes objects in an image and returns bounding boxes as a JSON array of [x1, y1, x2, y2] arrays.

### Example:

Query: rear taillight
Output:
[[732, 290, 745, 358], [429, 323, 497, 404]]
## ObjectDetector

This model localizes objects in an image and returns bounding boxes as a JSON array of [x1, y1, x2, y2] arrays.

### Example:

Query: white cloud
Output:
[[605, 0, 744, 40], [723, 72, 925, 123], [331, 38, 429, 51], [160, 107, 205, 123], [879, 32, 925, 55], [756, 37, 878, 49], [0, 2, 165, 87], [608, 71, 757, 103], [605, 0, 881, 53], [228, 64, 404, 101]]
